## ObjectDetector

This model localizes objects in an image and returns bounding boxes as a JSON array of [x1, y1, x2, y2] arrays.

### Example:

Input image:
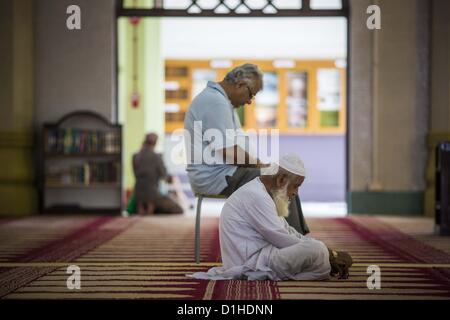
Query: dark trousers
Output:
[[219, 167, 310, 235]]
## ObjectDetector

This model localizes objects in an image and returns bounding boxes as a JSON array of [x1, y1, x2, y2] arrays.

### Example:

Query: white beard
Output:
[[273, 184, 290, 218]]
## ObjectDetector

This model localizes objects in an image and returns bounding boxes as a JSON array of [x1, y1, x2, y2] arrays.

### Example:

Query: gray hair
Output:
[[224, 64, 263, 85]]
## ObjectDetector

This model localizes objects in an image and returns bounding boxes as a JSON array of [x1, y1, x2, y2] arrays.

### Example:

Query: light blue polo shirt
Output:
[[184, 81, 241, 195]]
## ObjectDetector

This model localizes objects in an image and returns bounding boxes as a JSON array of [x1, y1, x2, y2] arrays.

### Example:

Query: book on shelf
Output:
[[45, 128, 121, 154], [45, 161, 120, 187], [165, 89, 188, 100], [165, 112, 185, 122], [165, 66, 188, 77]]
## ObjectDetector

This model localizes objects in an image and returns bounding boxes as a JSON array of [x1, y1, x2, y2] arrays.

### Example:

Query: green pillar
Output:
[[0, 0, 36, 216], [118, 7, 164, 192], [144, 17, 165, 153]]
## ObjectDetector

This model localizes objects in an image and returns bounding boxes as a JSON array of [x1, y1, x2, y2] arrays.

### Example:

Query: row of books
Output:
[[165, 66, 188, 77], [45, 128, 121, 154], [165, 112, 186, 122], [165, 89, 188, 100], [46, 161, 120, 186]]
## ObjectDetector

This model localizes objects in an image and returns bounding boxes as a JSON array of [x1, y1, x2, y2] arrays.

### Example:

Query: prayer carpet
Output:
[[0, 215, 449, 299]]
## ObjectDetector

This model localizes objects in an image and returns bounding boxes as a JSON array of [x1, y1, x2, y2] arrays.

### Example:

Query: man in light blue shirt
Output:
[[184, 64, 309, 234]]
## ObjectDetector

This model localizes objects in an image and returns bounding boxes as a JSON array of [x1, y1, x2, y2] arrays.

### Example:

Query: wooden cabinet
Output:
[[164, 59, 346, 134]]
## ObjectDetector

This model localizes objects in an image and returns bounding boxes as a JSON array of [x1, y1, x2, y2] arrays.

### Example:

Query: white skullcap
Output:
[[261, 154, 306, 177]]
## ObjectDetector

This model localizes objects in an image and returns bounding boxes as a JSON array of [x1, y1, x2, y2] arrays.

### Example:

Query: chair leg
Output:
[[195, 195, 203, 264]]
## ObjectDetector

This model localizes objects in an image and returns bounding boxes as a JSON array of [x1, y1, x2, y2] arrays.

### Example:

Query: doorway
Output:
[[117, 0, 349, 217]]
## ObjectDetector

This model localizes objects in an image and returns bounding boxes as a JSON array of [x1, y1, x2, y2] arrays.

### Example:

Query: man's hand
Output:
[[327, 247, 353, 279], [256, 161, 270, 168], [219, 145, 264, 167]]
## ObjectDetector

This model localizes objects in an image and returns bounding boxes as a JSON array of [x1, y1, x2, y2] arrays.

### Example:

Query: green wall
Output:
[[118, 11, 164, 192], [348, 191, 424, 216], [0, 0, 36, 216]]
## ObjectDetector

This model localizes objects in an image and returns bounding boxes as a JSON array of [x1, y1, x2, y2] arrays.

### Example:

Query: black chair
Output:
[[436, 141, 450, 236]]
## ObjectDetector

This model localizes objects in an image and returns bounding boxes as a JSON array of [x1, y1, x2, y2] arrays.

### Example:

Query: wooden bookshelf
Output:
[[39, 111, 123, 214]]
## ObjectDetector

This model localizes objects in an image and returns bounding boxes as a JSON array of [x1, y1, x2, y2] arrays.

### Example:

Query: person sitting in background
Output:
[[191, 154, 352, 281], [132, 133, 183, 215]]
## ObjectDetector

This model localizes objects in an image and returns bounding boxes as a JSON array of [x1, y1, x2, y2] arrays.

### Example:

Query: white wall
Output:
[[35, 0, 116, 124], [161, 17, 347, 59]]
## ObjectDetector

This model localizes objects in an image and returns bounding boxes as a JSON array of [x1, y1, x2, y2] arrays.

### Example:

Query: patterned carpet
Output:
[[0, 215, 450, 299]]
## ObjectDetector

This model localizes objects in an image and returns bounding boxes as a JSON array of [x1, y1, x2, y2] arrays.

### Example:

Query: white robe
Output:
[[190, 177, 331, 281]]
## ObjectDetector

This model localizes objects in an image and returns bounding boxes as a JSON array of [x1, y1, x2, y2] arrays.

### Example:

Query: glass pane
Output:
[[123, 0, 154, 9], [255, 72, 279, 128], [317, 68, 341, 127], [224, 0, 241, 10], [164, 0, 191, 9], [163, 0, 191, 9], [192, 69, 217, 98], [286, 72, 308, 128], [272, 0, 302, 10], [196, 0, 220, 10], [310, 0, 342, 10], [243, 0, 267, 10]]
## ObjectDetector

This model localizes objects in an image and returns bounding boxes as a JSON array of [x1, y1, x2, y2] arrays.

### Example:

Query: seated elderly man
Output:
[[191, 154, 352, 281]]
